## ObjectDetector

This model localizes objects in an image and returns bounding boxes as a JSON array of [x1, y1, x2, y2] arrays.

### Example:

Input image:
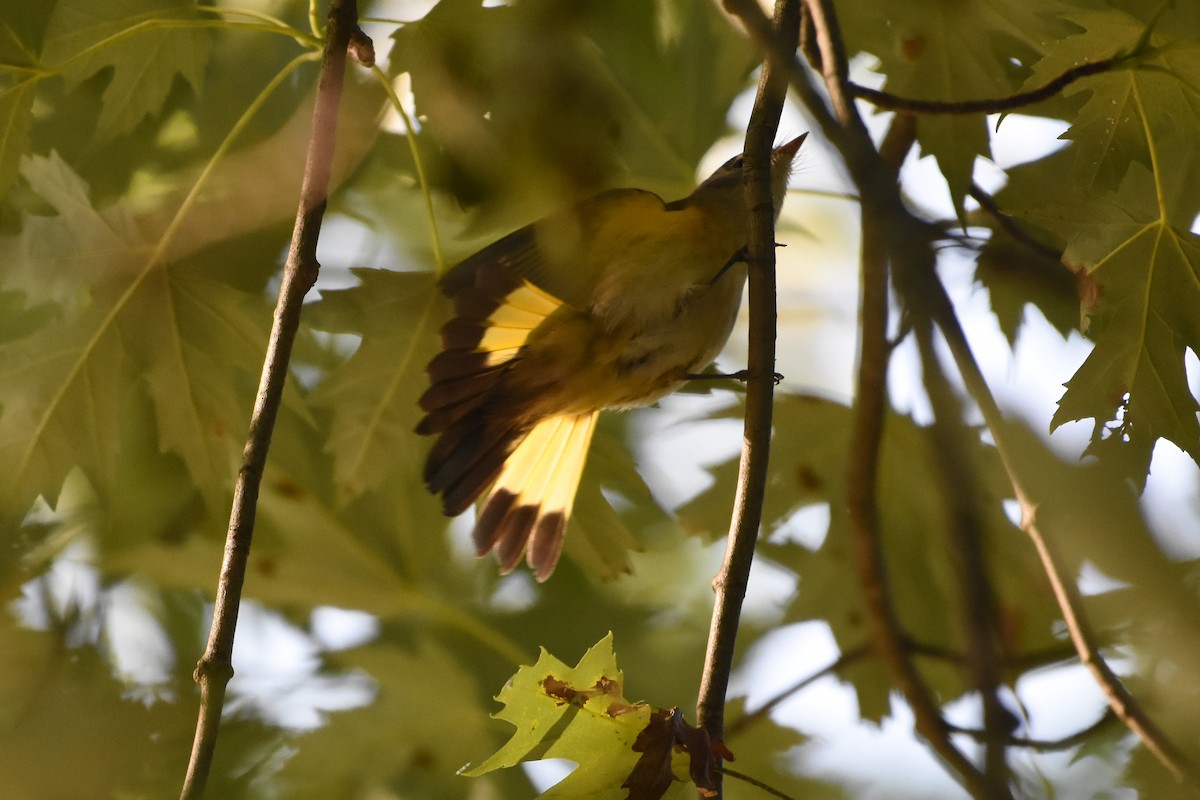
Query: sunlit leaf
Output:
[[463, 633, 693, 799], [43, 0, 211, 143], [837, 0, 1079, 215]]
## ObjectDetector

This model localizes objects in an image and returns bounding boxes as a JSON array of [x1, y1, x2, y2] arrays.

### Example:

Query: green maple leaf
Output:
[[120, 268, 264, 510], [1020, 10, 1144, 191], [0, 154, 265, 514], [463, 633, 692, 799], [6, 152, 144, 308], [1006, 31, 1200, 479], [1018, 10, 1197, 197], [42, 0, 211, 143], [1047, 167, 1200, 479], [838, 0, 1079, 216], [307, 268, 447, 500], [0, 298, 126, 512], [0, 80, 34, 195]]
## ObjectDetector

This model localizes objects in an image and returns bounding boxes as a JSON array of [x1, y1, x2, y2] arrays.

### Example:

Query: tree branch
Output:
[[844, 126, 1008, 800], [847, 57, 1123, 115], [968, 183, 1062, 262], [725, 643, 871, 738], [696, 2, 799, 796], [731, 0, 1199, 791], [917, 240, 1200, 792], [797, 3, 1011, 796], [948, 709, 1119, 752], [915, 322, 1012, 793], [730, 1, 1012, 796], [178, 3, 367, 798]]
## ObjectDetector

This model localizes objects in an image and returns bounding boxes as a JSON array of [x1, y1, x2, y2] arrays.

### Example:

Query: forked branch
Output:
[[729, 0, 1198, 793]]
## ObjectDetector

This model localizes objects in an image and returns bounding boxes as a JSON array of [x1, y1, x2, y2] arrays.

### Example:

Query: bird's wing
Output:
[[473, 411, 599, 581], [439, 188, 668, 309], [418, 263, 566, 513], [422, 187, 668, 580]]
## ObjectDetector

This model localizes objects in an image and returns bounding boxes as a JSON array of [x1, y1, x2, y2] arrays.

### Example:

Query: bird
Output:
[[416, 133, 806, 581]]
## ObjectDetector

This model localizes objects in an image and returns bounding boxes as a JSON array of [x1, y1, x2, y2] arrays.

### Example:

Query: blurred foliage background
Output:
[[1, 0, 1199, 798]]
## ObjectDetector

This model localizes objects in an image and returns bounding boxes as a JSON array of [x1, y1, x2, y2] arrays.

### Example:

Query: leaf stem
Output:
[[178, 3, 366, 798], [370, 64, 447, 273]]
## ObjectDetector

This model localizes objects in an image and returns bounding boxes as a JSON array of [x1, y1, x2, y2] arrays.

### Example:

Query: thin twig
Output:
[[968, 183, 1062, 262], [848, 57, 1122, 115], [725, 644, 870, 738], [919, 246, 1200, 792], [733, 0, 998, 791], [178, 3, 366, 798], [948, 709, 1119, 752], [718, 766, 797, 800], [906, 639, 1079, 671], [697, 3, 799, 797]]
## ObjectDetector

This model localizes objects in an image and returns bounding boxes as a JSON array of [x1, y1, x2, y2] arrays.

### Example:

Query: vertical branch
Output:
[[696, 2, 799, 793], [843, 123, 1007, 799], [799, 1, 1009, 795], [726, 0, 1197, 791], [914, 323, 1011, 792], [731, 0, 1011, 795], [179, 3, 367, 798]]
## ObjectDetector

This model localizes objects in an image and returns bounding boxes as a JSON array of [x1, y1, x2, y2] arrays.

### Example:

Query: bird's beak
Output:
[[774, 133, 808, 160]]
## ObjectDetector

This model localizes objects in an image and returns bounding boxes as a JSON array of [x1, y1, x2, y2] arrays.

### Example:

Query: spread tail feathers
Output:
[[473, 413, 598, 580], [419, 263, 594, 579]]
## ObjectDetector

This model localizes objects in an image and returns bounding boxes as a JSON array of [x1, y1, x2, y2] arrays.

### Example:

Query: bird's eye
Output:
[[731, 156, 745, 170]]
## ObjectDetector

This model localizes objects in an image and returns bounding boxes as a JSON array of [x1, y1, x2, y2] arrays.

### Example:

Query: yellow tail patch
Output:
[[474, 411, 598, 580]]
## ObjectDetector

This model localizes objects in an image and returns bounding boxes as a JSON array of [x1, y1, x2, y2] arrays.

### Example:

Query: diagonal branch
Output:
[[920, 267, 1200, 792], [696, 2, 799, 797], [725, 643, 871, 738], [178, 3, 368, 798]]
